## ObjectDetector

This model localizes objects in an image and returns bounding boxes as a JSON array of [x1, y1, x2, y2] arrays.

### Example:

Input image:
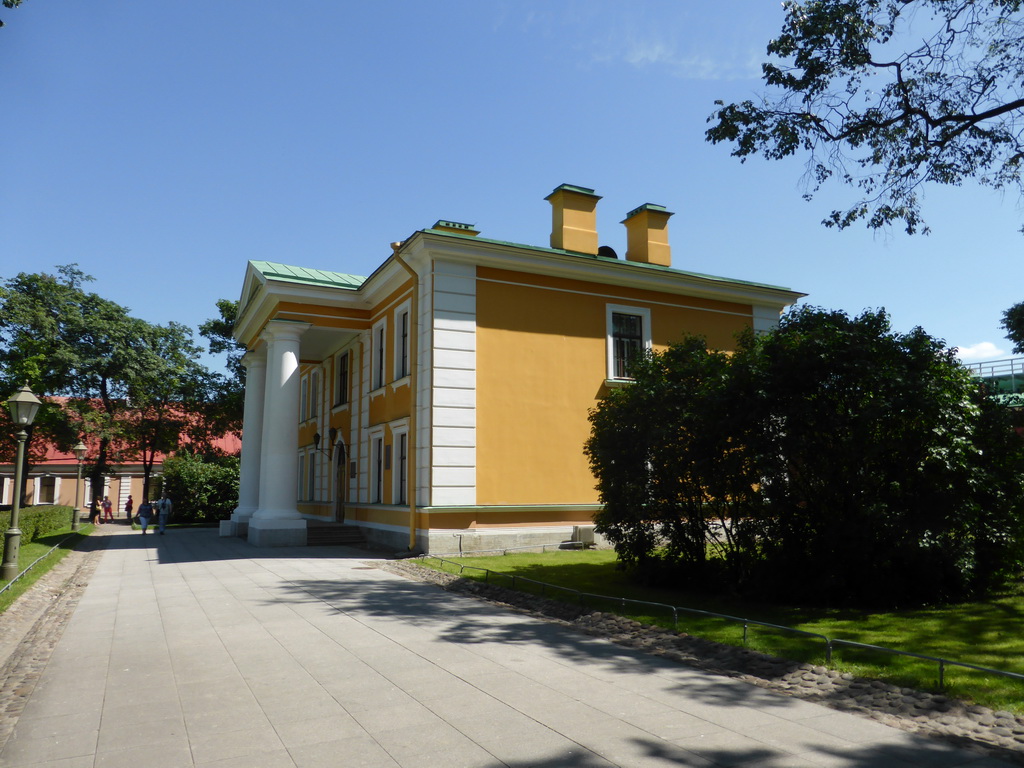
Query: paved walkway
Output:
[[0, 525, 1016, 768]]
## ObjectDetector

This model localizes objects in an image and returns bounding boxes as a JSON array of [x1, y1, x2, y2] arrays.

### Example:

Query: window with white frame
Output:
[[300, 374, 309, 422], [310, 370, 320, 419], [334, 350, 350, 406], [394, 302, 411, 381], [36, 476, 57, 504], [307, 449, 317, 501], [297, 452, 307, 499], [372, 319, 387, 390], [391, 426, 409, 505], [370, 433, 384, 503], [606, 304, 652, 380]]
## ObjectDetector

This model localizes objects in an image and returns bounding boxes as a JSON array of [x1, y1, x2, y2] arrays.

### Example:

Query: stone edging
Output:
[[379, 560, 1024, 764]]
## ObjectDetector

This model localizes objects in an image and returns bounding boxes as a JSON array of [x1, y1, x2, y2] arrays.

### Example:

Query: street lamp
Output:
[[72, 440, 86, 533], [2, 384, 42, 582]]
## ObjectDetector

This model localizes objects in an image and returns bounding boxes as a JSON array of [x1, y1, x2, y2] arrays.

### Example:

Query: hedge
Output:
[[0, 505, 74, 561]]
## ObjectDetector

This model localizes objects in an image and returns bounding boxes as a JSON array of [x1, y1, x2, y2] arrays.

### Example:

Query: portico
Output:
[[222, 321, 313, 546]]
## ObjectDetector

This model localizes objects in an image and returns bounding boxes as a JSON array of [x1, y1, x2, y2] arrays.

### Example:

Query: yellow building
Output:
[[224, 185, 804, 551]]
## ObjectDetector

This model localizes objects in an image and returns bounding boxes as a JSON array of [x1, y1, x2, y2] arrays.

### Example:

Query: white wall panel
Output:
[[434, 273, 477, 295], [431, 260, 477, 506], [432, 466, 477, 487], [432, 486, 476, 506], [434, 348, 476, 371], [433, 387, 476, 408], [434, 311, 475, 332], [432, 427, 476, 447], [434, 328, 476, 351], [433, 291, 475, 316], [753, 305, 782, 334], [433, 406, 476, 428], [432, 446, 475, 468], [433, 367, 475, 390]]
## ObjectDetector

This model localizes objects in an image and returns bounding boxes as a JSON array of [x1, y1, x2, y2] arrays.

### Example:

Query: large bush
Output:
[[160, 452, 239, 524], [586, 337, 764, 586], [587, 307, 1024, 608]]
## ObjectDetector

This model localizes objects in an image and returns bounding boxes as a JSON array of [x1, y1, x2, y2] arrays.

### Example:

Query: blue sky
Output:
[[2, 1, 1021, 366]]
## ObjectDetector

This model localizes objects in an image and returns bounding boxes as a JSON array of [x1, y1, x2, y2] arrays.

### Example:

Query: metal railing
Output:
[[967, 356, 1024, 394], [0, 532, 79, 595], [439, 541, 585, 558], [420, 554, 1024, 693]]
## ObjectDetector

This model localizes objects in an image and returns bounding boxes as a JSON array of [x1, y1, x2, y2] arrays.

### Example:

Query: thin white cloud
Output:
[[623, 38, 677, 67], [616, 34, 761, 81], [955, 342, 1006, 362], [496, 3, 764, 82]]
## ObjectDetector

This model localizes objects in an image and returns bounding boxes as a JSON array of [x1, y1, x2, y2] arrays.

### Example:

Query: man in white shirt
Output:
[[156, 493, 173, 535]]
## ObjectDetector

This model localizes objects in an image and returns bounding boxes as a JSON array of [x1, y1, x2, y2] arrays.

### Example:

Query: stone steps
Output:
[[306, 523, 366, 547]]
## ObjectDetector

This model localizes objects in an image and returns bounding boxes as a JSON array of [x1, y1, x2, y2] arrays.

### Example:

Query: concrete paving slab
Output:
[[289, 734, 400, 768], [0, 525, 1018, 768]]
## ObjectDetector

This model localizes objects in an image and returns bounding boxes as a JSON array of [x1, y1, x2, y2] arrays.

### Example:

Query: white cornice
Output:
[[403, 232, 805, 309], [234, 233, 804, 349]]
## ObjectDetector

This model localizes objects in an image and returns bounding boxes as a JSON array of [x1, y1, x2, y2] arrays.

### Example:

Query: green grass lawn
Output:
[[421, 549, 1024, 713], [0, 525, 94, 614]]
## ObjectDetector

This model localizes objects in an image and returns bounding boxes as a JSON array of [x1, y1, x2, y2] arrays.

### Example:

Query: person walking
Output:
[[88, 498, 100, 526], [124, 494, 134, 525], [156, 492, 173, 535], [137, 498, 154, 534], [101, 495, 113, 523]]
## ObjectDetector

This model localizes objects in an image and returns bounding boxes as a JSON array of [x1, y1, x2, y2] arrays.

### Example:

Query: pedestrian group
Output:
[[138, 492, 173, 535]]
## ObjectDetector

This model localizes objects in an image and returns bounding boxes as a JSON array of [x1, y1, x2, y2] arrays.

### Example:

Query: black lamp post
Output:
[[72, 440, 87, 533], [2, 384, 41, 582]]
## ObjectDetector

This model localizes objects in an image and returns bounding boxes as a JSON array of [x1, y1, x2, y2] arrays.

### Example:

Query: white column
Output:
[[257, 333, 282, 514], [248, 320, 311, 546], [222, 347, 267, 536]]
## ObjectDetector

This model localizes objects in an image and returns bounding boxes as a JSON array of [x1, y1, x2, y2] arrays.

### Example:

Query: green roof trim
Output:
[[420, 229, 798, 294], [624, 203, 673, 219], [250, 261, 366, 290], [545, 183, 601, 200]]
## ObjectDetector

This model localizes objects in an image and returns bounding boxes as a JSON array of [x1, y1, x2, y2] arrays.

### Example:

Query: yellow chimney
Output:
[[622, 203, 673, 267], [545, 184, 601, 255]]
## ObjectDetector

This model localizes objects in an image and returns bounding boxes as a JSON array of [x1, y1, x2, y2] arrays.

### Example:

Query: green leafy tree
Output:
[[122, 321, 219, 500], [200, 298, 246, 437], [747, 307, 1024, 605], [0, 265, 225, 505], [587, 307, 1024, 607], [0, 0, 24, 29], [57, 291, 155, 501], [1003, 301, 1024, 354], [706, 0, 1024, 234], [0, 266, 99, 504], [160, 451, 240, 524]]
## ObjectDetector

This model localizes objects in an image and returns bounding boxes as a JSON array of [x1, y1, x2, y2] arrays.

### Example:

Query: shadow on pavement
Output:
[[269, 573, 1021, 766], [98, 525, 381, 563]]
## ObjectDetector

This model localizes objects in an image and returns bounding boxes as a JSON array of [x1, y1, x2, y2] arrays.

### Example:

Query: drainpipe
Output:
[[391, 242, 420, 552]]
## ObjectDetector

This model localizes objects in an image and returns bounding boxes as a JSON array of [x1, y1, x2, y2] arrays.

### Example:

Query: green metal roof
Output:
[[250, 261, 365, 290], [624, 203, 673, 219], [545, 183, 602, 200], [248, 231, 800, 299], [419, 228, 799, 294]]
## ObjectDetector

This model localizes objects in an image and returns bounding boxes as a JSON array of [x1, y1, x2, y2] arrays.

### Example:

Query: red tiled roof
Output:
[[31, 432, 241, 467], [6, 397, 241, 467]]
